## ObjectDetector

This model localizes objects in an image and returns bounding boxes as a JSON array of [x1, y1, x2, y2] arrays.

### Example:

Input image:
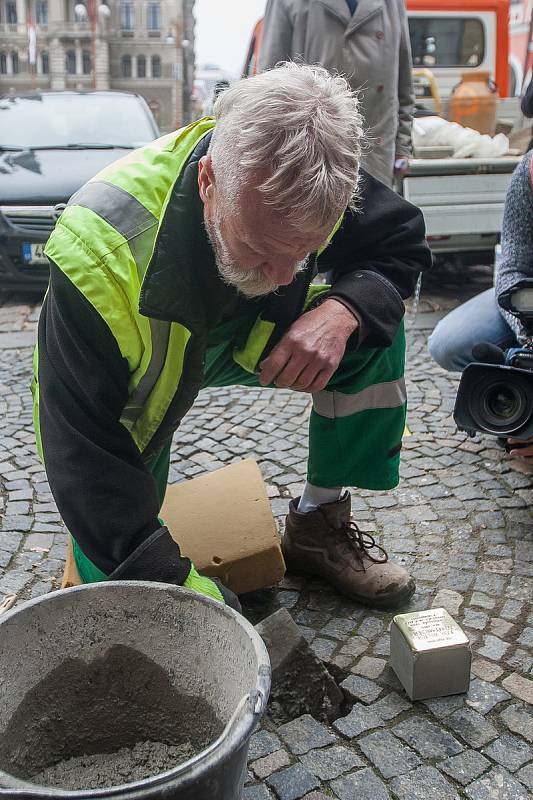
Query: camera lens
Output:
[[486, 385, 521, 421], [471, 375, 532, 435]]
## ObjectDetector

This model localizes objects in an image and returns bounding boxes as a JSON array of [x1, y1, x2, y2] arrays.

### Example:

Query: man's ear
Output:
[[198, 155, 215, 204]]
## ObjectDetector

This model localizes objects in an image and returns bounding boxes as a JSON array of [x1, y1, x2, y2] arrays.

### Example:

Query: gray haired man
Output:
[[34, 64, 432, 612]]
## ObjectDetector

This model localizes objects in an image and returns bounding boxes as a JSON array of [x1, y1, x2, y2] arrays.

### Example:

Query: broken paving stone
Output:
[[392, 716, 463, 760], [438, 750, 491, 786], [330, 767, 391, 800], [390, 766, 459, 800], [300, 745, 363, 781], [368, 692, 411, 721], [465, 766, 530, 800], [266, 763, 319, 800], [278, 715, 337, 756], [465, 678, 511, 714], [339, 674, 382, 704], [358, 730, 421, 779], [255, 609, 343, 724], [481, 733, 532, 773], [333, 703, 385, 739]]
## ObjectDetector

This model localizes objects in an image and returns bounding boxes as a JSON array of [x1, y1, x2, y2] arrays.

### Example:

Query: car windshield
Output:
[[0, 93, 157, 149]]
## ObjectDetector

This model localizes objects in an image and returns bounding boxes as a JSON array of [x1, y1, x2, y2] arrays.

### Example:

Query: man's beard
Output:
[[204, 212, 308, 298]]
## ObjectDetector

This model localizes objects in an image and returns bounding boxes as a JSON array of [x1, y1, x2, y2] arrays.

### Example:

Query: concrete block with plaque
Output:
[[62, 459, 286, 595], [390, 608, 471, 701]]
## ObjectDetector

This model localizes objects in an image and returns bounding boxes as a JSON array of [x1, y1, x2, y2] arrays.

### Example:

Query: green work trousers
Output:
[[74, 309, 407, 583]]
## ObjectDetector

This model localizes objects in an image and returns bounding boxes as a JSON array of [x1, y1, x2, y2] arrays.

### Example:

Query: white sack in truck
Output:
[[413, 116, 509, 159]]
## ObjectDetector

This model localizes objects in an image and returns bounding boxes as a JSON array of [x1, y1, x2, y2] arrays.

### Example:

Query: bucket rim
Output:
[[0, 581, 271, 798]]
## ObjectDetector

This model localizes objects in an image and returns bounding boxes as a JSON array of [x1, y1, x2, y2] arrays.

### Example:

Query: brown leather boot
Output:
[[283, 493, 415, 609]]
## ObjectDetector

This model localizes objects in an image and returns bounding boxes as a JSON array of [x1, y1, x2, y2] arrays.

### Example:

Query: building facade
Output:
[[0, 1, 195, 131]]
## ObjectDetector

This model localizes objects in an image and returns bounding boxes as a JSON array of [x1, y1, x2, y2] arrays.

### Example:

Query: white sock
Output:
[[298, 482, 344, 513]]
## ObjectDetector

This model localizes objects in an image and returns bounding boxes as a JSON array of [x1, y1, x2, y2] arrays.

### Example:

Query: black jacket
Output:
[[37, 137, 432, 582]]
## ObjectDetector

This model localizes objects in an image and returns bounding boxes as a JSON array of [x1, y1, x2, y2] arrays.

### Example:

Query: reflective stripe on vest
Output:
[[42, 119, 214, 452]]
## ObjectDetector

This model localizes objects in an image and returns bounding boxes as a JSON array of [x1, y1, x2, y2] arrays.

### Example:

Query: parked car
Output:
[[0, 90, 160, 289]]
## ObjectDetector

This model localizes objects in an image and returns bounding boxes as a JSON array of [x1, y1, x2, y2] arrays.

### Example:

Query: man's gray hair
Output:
[[210, 62, 364, 229]]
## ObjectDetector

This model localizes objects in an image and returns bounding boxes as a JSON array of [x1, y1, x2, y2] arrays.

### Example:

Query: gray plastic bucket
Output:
[[0, 582, 270, 799]]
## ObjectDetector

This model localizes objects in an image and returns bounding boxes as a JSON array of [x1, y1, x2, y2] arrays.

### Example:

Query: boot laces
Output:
[[339, 520, 389, 570]]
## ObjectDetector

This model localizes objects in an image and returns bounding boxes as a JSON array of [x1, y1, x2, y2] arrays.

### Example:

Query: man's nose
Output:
[[262, 260, 297, 286]]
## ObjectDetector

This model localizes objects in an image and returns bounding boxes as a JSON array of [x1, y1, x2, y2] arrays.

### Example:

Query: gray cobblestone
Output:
[[446, 709, 498, 748], [481, 733, 532, 772], [358, 730, 421, 778], [278, 715, 337, 755], [299, 745, 363, 781], [465, 766, 530, 800], [438, 750, 491, 786], [266, 764, 319, 800], [466, 679, 511, 715], [333, 704, 385, 739], [331, 768, 391, 800], [390, 766, 459, 799], [392, 716, 463, 759]]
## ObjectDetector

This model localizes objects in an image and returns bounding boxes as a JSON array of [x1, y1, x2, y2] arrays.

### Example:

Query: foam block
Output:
[[62, 459, 285, 594]]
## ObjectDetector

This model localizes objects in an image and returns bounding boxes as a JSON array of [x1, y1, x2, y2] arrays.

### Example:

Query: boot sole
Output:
[[285, 565, 416, 610]]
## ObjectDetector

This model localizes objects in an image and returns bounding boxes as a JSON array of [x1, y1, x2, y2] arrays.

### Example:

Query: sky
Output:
[[195, 0, 267, 77]]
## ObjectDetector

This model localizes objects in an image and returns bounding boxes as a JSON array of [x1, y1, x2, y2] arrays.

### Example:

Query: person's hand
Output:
[[507, 435, 533, 460], [258, 298, 358, 393], [394, 156, 410, 178]]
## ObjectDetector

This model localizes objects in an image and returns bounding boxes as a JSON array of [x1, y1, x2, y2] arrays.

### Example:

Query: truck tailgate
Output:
[[403, 157, 520, 238]]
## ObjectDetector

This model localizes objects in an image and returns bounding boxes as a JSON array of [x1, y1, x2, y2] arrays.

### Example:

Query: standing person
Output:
[[34, 64, 431, 612], [258, 0, 415, 186]]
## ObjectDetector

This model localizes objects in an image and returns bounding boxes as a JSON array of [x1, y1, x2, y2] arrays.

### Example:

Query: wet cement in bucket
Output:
[[0, 645, 224, 790]]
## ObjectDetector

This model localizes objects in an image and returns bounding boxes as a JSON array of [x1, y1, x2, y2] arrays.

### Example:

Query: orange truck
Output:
[[244, 0, 530, 264]]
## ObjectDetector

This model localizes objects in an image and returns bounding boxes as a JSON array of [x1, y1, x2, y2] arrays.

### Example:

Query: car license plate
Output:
[[22, 242, 48, 265]]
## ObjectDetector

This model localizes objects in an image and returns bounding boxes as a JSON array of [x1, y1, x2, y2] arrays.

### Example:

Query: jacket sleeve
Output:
[[495, 152, 533, 340], [395, 0, 415, 157], [257, 0, 294, 71], [318, 169, 432, 348], [36, 262, 191, 582]]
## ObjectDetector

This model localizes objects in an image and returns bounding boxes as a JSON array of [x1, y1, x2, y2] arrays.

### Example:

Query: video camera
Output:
[[454, 279, 533, 440]]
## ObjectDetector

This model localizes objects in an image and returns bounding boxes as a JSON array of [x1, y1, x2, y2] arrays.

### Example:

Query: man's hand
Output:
[[507, 435, 533, 460], [259, 298, 359, 393]]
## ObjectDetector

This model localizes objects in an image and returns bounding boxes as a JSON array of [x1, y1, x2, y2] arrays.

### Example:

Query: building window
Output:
[[0, 52, 6, 74], [121, 54, 132, 78], [11, 50, 19, 73], [151, 54, 161, 78], [66, 49, 76, 75], [137, 54, 146, 78], [82, 49, 91, 75], [5, 2, 17, 24], [41, 51, 49, 74], [35, 1, 48, 25], [147, 2, 160, 34], [120, 2, 134, 31]]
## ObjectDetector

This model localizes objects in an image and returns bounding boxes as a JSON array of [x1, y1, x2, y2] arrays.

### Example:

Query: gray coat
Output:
[[258, 0, 414, 186]]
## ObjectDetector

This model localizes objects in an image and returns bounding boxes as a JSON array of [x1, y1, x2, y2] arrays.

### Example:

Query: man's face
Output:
[[198, 156, 332, 298]]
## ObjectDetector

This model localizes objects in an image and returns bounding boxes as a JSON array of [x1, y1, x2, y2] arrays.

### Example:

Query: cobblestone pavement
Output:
[[0, 267, 532, 799]]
